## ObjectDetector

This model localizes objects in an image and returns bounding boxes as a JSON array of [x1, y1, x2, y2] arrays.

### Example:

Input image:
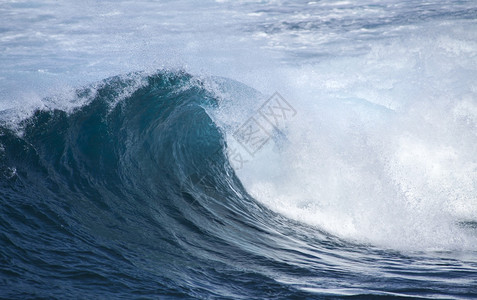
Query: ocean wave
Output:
[[1, 70, 476, 299]]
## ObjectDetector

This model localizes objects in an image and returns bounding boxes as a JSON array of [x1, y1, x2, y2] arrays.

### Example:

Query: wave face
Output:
[[0, 71, 476, 299]]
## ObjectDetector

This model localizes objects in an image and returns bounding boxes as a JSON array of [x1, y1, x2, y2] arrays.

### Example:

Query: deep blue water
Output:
[[1, 0, 477, 299]]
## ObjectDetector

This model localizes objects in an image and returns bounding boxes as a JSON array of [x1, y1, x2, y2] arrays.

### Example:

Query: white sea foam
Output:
[[217, 21, 477, 250]]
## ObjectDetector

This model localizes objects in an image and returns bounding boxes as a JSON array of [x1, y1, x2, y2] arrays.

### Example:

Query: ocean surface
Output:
[[1, 0, 477, 299]]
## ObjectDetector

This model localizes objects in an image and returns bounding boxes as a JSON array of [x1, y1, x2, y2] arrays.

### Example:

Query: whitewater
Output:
[[1, 0, 476, 299]]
